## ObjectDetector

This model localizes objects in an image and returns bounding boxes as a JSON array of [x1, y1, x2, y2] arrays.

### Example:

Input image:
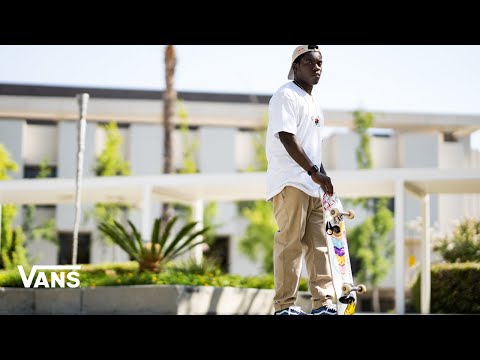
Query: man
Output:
[[266, 45, 336, 315]]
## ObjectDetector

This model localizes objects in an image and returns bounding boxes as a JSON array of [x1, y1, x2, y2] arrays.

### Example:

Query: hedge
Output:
[[411, 262, 480, 314]]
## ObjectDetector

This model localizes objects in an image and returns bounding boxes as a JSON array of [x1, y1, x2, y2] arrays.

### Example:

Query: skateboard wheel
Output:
[[346, 210, 355, 219], [342, 283, 352, 295], [330, 208, 340, 217], [357, 284, 367, 294]]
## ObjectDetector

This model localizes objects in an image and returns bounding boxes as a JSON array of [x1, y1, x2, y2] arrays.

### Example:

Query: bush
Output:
[[98, 216, 209, 272], [410, 262, 480, 314], [434, 218, 480, 263], [0, 261, 309, 291], [169, 257, 223, 276]]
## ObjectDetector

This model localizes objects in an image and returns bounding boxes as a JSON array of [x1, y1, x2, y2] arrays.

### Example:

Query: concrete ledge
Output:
[[0, 287, 34, 314], [0, 285, 311, 315], [35, 288, 82, 315], [82, 285, 179, 315]]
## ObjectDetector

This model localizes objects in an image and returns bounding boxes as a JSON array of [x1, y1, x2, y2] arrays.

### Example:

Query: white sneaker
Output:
[[274, 305, 308, 315]]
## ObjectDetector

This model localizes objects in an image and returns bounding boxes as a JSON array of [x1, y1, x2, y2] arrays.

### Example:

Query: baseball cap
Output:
[[287, 45, 320, 80]]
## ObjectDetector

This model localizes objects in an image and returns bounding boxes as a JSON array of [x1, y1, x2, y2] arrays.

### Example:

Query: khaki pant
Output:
[[272, 186, 334, 311]]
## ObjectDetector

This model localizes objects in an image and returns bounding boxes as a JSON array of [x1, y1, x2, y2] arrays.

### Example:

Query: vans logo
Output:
[[18, 265, 81, 288]]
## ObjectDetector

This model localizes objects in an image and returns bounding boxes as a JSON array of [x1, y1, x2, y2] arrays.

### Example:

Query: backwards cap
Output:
[[287, 45, 320, 80]]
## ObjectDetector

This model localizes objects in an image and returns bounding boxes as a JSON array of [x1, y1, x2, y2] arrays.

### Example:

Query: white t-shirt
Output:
[[265, 81, 324, 201]]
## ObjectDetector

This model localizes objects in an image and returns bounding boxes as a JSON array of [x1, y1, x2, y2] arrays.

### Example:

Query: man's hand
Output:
[[312, 172, 334, 196]]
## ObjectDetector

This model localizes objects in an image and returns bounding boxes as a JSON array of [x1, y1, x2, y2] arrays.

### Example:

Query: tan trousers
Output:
[[272, 186, 334, 311]]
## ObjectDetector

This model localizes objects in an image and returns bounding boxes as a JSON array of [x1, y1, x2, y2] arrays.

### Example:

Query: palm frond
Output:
[[128, 220, 146, 257], [97, 216, 210, 272], [160, 216, 178, 249], [98, 222, 140, 261], [114, 220, 139, 253], [164, 227, 209, 259], [165, 240, 207, 262], [162, 221, 198, 258], [150, 218, 162, 259]]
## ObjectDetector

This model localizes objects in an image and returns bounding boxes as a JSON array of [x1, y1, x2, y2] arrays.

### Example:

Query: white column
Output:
[[394, 180, 405, 314], [141, 186, 153, 241], [192, 200, 204, 264], [421, 194, 431, 314]]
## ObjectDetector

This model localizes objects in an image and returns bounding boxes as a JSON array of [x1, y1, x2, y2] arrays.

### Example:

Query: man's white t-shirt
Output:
[[265, 81, 324, 201]]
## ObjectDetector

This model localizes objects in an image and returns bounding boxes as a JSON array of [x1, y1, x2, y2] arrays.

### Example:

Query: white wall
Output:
[[0, 119, 25, 179], [26, 239, 57, 265], [129, 123, 163, 175], [371, 136, 397, 168], [437, 140, 474, 237], [465, 149, 480, 218], [199, 127, 236, 173], [324, 133, 359, 170], [398, 133, 440, 168], [127, 123, 164, 241], [235, 131, 256, 171], [323, 133, 397, 170], [23, 124, 58, 165], [399, 132, 440, 226]]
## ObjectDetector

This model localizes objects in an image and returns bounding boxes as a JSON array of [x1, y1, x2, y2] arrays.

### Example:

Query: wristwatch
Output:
[[307, 165, 319, 176]]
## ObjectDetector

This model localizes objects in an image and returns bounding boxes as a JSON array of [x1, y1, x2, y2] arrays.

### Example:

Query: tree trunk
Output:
[[73, 93, 89, 265], [372, 286, 381, 313], [162, 45, 176, 224]]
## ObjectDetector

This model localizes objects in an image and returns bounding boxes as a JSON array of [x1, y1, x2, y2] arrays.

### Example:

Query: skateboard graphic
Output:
[[319, 188, 366, 315]]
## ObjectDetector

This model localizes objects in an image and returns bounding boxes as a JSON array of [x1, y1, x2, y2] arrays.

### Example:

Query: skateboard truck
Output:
[[342, 283, 367, 296], [330, 208, 355, 220], [326, 222, 341, 236]]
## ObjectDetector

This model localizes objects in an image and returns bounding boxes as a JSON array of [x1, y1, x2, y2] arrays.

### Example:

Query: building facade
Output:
[[1, 83, 480, 291]]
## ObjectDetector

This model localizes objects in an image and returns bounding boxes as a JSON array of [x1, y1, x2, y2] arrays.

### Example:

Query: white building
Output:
[[1, 83, 480, 300]]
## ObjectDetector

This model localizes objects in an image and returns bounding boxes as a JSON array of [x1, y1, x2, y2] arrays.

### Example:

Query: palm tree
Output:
[[162, 45, 176, 224], [98, 216, 209, 272]]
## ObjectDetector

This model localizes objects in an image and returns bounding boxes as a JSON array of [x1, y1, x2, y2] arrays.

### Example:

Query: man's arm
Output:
[[320, 163, 327, 176], [278, 132, 333, 195]]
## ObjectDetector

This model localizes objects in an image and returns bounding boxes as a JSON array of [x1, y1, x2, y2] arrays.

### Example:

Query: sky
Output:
[[1, 45, 480, 148]]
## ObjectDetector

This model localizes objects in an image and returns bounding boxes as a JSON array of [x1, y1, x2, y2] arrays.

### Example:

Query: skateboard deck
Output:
[[319, 188, 365, 315]]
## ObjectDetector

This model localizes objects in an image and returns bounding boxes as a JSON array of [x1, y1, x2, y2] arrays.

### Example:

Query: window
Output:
[[23, 165, 57, 179], [204, 236, 229, 273], [58, 232, 91, 265]]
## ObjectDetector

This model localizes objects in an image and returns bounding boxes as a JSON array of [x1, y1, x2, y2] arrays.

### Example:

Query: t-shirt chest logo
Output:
[[311, 116, 321, 127]]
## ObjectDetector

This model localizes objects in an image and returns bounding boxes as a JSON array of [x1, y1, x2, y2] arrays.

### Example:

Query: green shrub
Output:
[[78, 261, 138, 274], [0, 268, 24, 287], [169, 257, 223, 276], [98, 216, 209, 272], [0, 261, 309, 291], [411, 262, 480, 313], [434, 218, 480, 263]]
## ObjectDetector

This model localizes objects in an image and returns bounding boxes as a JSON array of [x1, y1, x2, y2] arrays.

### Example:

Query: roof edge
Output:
[[0, 83, 271, 104]]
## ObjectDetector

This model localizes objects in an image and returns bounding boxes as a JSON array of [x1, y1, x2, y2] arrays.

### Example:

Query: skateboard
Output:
[[319, 188, 366, 315]]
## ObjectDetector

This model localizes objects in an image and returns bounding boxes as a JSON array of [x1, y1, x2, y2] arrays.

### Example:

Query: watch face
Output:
[[308, 165, 319, 175]]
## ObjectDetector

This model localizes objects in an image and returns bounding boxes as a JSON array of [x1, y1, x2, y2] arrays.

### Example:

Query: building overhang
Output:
[[1, 84, 480, 134], [1, 168, 479, 206]]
